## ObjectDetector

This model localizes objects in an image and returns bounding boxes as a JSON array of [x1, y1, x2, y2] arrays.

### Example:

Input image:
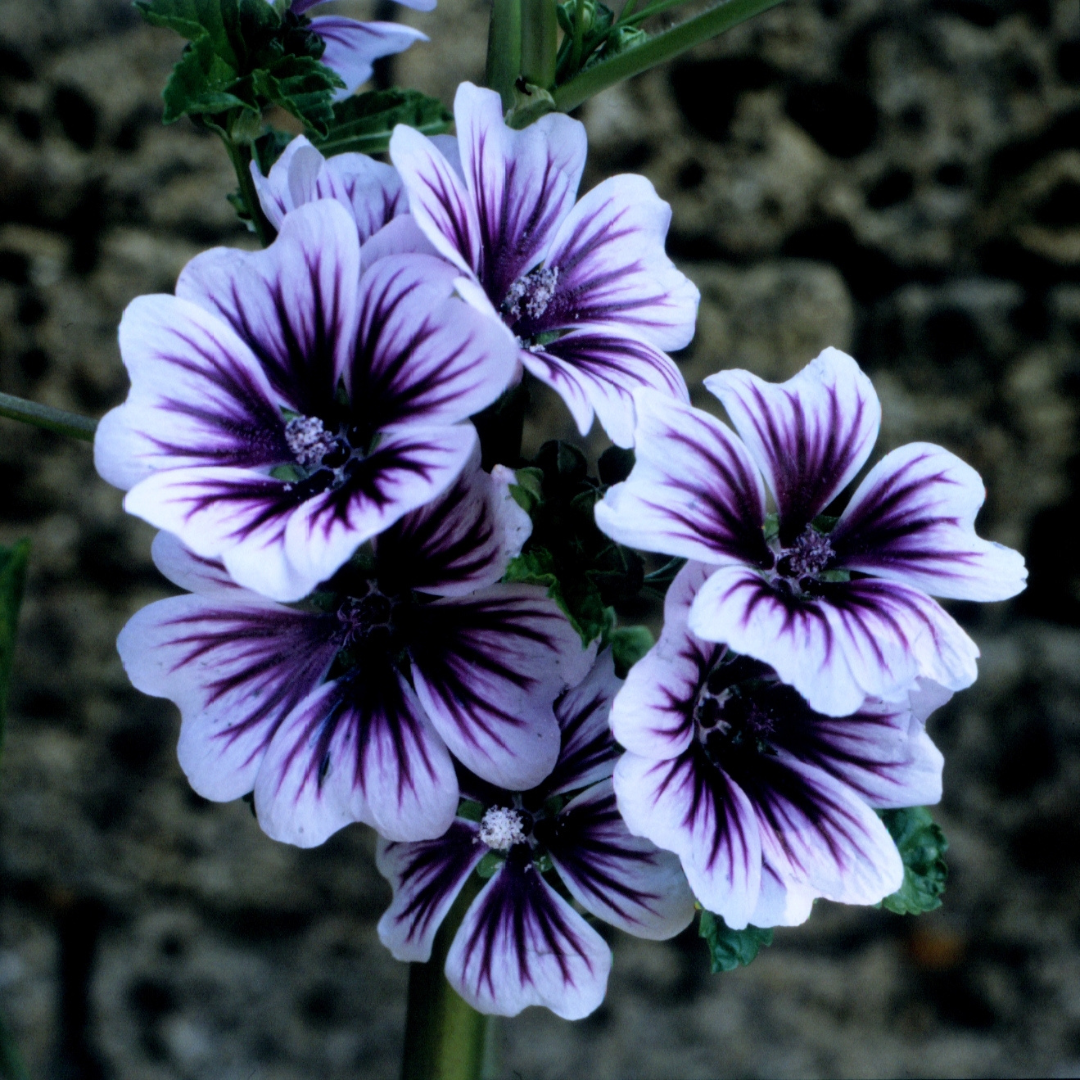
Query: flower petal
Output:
[[116, 594, 338, 801], [149, 531, 245, 598], [544, 649, 622, 796], [249, 135, 314, 229], [409, 585, 591, 790], [547, 778, 696, 940], [389, 122, 483, 277], [445, 847, 611, 1020], [375, 447, 532, 597], [310, 17, 427, 98], [376, 822, 484, 962], [594, 391, 771, 567], [521, 325, 689, 448], [454, 82, 587, 303], [830, 441, 1028, 601], [359, 215, 439, 265], [254, 667, 458, 846], [738, 751, 903, 906], [613, 748, 762, 929], [536, 174, 699, 352], [351, 254, 516, 425], [749, 861, 816, 928], [176, 200, 360, 416], [94, 295, 287, 492], [705, 348, 881, 538]]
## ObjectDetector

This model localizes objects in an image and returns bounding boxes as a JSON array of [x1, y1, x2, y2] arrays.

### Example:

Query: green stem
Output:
[[222, 134, 277, 248], [520, 0, 559, 90], [400, 874, 491, 1080], [0, 392, 97, 442], [554, 0, 789, 112], [486, 0, 523, 109], [568, 0, 587, 79], [621, 0, 698, 27]]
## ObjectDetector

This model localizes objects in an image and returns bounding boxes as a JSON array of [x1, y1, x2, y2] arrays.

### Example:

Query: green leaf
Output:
[[608, 624, 654, 677], [509, 466, 545, 514], [161, 37, 249, 123], [877, 806, 948, 915], [310, 89, 453, 158], [252, 54, 344, 135], [698, 910, 773, 973], [0, 540, 30, 757]]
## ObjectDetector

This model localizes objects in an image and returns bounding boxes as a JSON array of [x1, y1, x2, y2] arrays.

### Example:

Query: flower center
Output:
[[774, 526, 834, 585], [337, 589, 394, 648], [284, 415, 344, 469], [695, 653, 781, 759], [502, 266, 559, 323], [479, 806, 528, 851]]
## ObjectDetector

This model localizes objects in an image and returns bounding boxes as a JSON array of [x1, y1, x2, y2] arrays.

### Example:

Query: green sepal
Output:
[[310, 89, 453, 158], [509, 466, 545, 514], [762, 512, 780, 543], [533, 852, 554, 873], [269, 463, 308, 482], [698, 909, 773, 973], [457, 798, 485, 823], [608, 624, 654, 677], [476, 852, 503, 879], [812, 514, 840, 533], [876, 806, 948, 915], [606, 24, 648, 55], [597, 445, 634, 485], [0, 540, 30, 756]]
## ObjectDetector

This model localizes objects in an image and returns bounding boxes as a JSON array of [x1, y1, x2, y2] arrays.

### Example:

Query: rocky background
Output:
[[1, 0, 1079, 1076]]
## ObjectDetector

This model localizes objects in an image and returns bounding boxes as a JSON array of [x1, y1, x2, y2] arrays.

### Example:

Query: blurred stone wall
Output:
[[1, 0, 1079, 1076]]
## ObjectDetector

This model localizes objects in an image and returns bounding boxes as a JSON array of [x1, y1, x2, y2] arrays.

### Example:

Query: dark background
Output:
[[1, 0, 1079, 1076]]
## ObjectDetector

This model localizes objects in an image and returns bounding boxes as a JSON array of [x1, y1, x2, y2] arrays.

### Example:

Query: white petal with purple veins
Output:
[[352, 254, 516, 423], [750, 861, 816, 928], [309, 17, 427, 98], [117, 594, 338, 801], [149, 532, 246, 599], [613, 749, 762, 929], [176, 201, 360, 413], [359, 215, 439, 264], [705, 348, 881, 535], [521, 325, 689, 448], [254, 671, 458, 846], [94, 294, 287, 492], [595, 392, 770, 567], [548, 779, 696, 940], [831, 441, 1027, 601], [545, 649, 622, 795], [454, 82, 587, 302], [745, 752, 904, 906], [445, 852, 611, 1019], [376, 823, 485, 962], [390, 123, 484, 277], [539, 174, 699, 352], [410, 585, 591, 790]]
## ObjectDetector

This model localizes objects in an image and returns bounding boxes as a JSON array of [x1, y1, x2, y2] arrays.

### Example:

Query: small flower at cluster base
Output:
[[376, 651, 696, 1019]]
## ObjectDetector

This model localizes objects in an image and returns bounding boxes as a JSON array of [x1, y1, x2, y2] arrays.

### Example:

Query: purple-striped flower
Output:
[[595, 348, 1027, 717], [376, 651, 695, 1019], [611, 562, 948, 930], [284, 0, 432, 99], [117, 455, 591, 845], [94, 199, 516, 603], [388, 82, 699, 448]]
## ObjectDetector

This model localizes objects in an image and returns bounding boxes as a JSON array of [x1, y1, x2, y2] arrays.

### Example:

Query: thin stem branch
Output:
[[0, 392, 97, 442], [221, 134, 277, 248], [569, 0, 587, 78], [621, 0, 698, 27], [553, 0, 789, 112], [486, 0, 523, 108], [520, 0, 559, 89]]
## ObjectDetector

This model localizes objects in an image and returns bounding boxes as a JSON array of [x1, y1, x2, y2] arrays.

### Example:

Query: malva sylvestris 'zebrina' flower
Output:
[[376, 651, 695, 1019], [117, 452, 591, 846], [595, 347, 1028, 717], [94, 199, 518, 604], [389, 82, 701, 448], [609, 561, 948, 930]]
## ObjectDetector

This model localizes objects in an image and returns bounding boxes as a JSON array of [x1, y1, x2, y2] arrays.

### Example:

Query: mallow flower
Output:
[[389, 82, 700, 448], [595, 348, 1027, 716], [376, 651, 695, 1019], [117, 452, 590, 846], [281, 0, 432, 99], [95, 198, 516, 604], [610, 561, 948, 930]]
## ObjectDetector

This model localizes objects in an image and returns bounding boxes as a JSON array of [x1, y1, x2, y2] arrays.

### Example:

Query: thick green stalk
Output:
[[222, 134, 277, 248], [0, 392, 97, 442], [0, 540, 31, 1080], [400, 874, 491, 1080], [554, 0, 789, 112], [486, 0, 523, 109], [520, 0, 559, 90]]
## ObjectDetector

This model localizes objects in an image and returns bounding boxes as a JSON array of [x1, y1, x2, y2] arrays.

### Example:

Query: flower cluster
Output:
[[98, 67, 1025, 1019]]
